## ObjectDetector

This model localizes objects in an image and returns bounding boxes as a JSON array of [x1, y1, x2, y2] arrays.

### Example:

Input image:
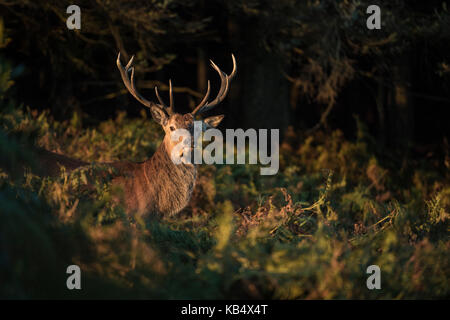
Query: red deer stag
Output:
[[35, 52, 236, 217]]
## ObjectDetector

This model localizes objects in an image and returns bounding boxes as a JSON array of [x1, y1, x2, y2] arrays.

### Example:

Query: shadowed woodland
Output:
[[0, 1, 449, 299]]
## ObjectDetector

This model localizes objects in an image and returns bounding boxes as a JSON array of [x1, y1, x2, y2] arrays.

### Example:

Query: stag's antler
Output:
[[191, 54, 237, 116], [154, 79, 174, 114], [116, 52, 174, 115]]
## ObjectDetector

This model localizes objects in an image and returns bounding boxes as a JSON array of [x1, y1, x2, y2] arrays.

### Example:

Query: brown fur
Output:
[[35, 148, 89, 176], [109, 137, 196, 217], [32, 110, 202, 218]]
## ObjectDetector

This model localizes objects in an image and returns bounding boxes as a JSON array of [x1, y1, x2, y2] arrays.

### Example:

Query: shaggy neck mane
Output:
[[138, 139, 197, 216]]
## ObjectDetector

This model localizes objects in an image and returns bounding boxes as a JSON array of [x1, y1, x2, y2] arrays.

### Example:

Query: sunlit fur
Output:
[[109, 113, 197, 217]]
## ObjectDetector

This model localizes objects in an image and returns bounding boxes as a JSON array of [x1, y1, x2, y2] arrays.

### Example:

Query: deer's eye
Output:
[[169, 126, 176, 131]]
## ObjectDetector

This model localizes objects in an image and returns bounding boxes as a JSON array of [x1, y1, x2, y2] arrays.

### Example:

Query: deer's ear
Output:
[[203, 115, 224, 128], [149, 106, 168, 126]]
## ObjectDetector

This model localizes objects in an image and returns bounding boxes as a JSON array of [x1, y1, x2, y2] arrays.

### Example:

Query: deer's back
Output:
[[31, 146, 197, 217], [35, 148, 89, 176]]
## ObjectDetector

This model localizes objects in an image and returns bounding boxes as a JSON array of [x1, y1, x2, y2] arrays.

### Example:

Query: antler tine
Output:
[[192, 54, 237, 116], [169, 79, 174, 114], [117, 52, 156, 109], [154, 80, 174, 115], [206, 54, 236, 108], [191, 80, 211, 116], [125, 54, 135, 70], [154, 85, 165, 106]]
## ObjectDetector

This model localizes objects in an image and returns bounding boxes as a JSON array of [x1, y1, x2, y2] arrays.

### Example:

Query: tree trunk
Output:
[[228, 17, 289, 134], [376, 76, 386, 147], [388, 55, 414, 154]]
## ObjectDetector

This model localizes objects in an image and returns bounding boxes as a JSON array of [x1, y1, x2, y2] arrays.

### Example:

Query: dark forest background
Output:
[[0, 0, 449, 299], [1, 0, 449, 154]]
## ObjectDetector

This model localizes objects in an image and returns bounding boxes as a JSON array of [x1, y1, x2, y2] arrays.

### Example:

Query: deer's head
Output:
[[117, 53, 236, 159]]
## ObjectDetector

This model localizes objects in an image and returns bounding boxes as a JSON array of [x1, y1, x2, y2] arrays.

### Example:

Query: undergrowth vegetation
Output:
[[0, 107, 449, 299]]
